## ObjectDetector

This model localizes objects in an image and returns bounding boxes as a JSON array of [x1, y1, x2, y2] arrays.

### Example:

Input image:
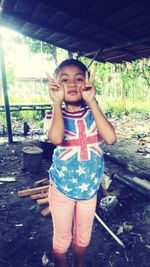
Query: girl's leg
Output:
[[49, 185, 75, 267], [73, 197, 97, 267], [53, 251, 67, 267], [73, 244, 87, 267]]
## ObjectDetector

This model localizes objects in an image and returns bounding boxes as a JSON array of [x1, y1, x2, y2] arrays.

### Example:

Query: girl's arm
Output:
[[87, 99, 116, 145], [80, 71, 116, 145], [46, 74, 65, 145], [47, 102, 64, 145]]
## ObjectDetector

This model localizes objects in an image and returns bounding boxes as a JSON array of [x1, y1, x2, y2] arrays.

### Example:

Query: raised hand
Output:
[[46, 72, 65, 104], [80, 71, 96, 104]]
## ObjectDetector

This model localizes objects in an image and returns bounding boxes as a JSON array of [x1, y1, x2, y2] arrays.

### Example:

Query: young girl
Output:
[[47, 59, 116, 267]]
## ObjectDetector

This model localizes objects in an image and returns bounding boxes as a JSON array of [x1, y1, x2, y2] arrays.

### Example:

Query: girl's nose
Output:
[[69, 80, 76, 86]]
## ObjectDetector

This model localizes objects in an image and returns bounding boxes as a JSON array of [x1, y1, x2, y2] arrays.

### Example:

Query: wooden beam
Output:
[[2, 9, 139, 60], [113, 173, 150, 197], [0, 32, 13, 143]]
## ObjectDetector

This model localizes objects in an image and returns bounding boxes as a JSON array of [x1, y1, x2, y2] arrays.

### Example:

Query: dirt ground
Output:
[[0, 115, 150, 267]]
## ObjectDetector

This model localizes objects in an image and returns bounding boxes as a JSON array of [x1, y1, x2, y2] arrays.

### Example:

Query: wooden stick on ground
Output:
[[95, 212, 125, 248], [18, 185, 49, 197], [34, 178, 49, 186], [31, 192, 48, 200], [41, 207, 51, 217], [37, 197, 49, 205]]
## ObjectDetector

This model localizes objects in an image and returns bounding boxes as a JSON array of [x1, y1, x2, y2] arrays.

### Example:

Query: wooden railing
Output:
[[0, 104, 52, 118]]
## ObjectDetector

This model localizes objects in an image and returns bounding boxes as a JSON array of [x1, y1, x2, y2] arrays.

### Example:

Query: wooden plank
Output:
[[34, 178, 49, 186], [37, 197, 49, 205], [31, 192, 48, 200], [41, 207, 51, 217], [18, 185, 49, 197]]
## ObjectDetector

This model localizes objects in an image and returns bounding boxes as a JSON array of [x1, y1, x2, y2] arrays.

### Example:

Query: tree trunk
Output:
[[21, 146, 43, 173]]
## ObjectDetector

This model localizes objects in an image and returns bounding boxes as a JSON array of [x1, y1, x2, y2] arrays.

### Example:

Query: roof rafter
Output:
[[1, 9, 142, 60]]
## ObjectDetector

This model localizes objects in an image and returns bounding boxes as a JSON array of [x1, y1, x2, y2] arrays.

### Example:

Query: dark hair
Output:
[[54, 58, 90, 77]]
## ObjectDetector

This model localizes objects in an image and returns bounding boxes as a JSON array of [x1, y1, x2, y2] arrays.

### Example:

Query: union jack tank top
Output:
[[49, 106, 104, 200]]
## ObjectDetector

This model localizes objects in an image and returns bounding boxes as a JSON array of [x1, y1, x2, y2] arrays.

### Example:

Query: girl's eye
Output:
[[76, 78, 84, 82], [61, 79, 68, 83]]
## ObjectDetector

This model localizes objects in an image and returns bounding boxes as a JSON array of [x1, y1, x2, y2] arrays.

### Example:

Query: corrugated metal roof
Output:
[[0, 0, 150, 63]]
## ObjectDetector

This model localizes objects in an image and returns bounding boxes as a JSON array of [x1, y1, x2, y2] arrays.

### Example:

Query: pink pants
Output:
[[48, 185, 97, 253]]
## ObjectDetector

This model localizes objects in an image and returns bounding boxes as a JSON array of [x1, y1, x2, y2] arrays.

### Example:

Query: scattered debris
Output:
[[41, 207, 51, 217], [123, 222, 134, 231], [0, 177, 16, 182], [100, 195, 118, 212], [117, 222, 134, 235], [109, 261, 113, 267], [109, 189, 121, 197], [139, 137, 150, 143], [124, 251, 129, 262], [101, 173, 112, 190], [15, 224, 24, 227], [117, 226, 124, 235], [42, 252, 49, 266]]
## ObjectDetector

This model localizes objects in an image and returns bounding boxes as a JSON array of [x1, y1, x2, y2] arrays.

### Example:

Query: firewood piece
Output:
[[18, 185, 49, 197], [37, 197, 49, 205], [34, 178, 49, 186], [31, 192, 48, 200], [41, 207, 51, 217]]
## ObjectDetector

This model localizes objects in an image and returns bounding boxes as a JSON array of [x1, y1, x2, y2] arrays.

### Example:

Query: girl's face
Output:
[[57, 65, 85, 104]]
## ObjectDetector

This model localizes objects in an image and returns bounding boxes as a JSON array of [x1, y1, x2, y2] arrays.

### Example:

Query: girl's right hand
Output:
[[46, 72, 65, 104]]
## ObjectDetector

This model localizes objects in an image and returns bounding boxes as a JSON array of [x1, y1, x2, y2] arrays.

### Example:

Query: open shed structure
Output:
[[0, 0, 150, 142]]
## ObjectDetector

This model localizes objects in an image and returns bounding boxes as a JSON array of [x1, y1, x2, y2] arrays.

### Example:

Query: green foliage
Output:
[[15, 36, 59, 64], [0, 113, 6, 125], [16, 36, 52, 54], [104, 100, 150, 116], [1, 33, 149, 122]]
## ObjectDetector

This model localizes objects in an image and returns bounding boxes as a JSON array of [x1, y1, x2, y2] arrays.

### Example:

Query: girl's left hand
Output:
[[80, 71, 96, 104]]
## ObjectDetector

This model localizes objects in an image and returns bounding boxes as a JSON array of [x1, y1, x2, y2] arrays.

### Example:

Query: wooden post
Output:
[[0, 32, 13, 143]]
